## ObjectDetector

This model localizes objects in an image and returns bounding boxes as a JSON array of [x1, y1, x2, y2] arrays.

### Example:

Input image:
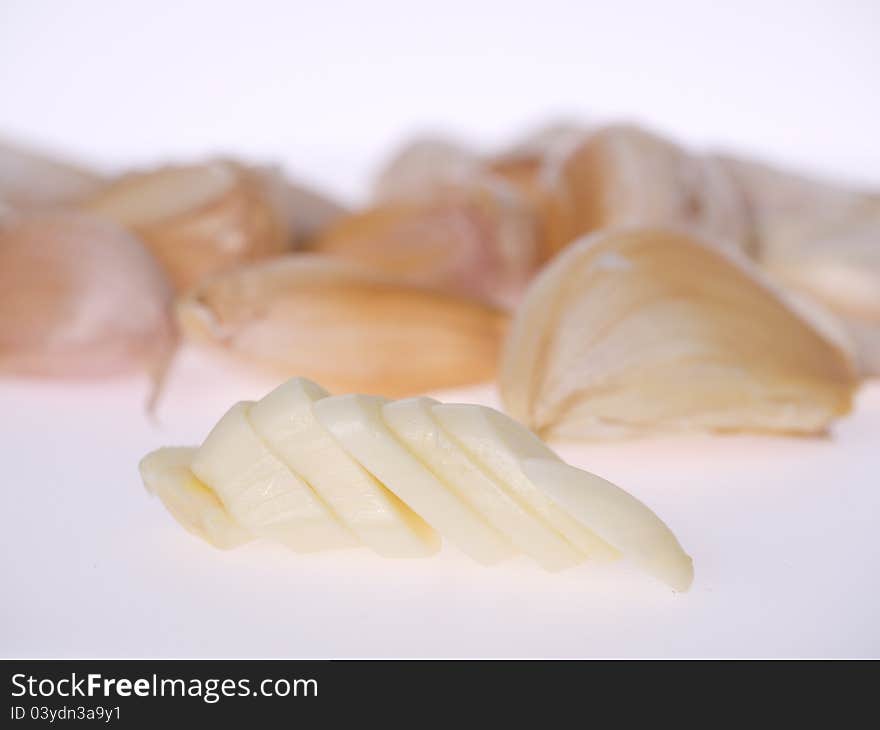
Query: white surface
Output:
[[1, 350, 878, 658], [1, 0, 878, 658]]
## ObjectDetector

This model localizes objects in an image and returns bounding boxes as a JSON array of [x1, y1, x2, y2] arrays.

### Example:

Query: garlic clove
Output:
[[313, 393, 515, 565], [0, 211, 175, 395], [313, 180, 539, 308], [0, 138, 105, 210], [82, 161, 291, 291], [177, 255, 508, 396], [372, 135, 482, 203], [190, 401, 358, 552], [249, 378, 439, 557], [522, 458, 693, 591], [383, 396, 584, 570], [719, 156, 880, 375], [280, 178, 348, 246], [430, 403, 619, 561], [552, 125, 753, 256], [500, 228, 857, 440], [139, 447, 251, 549]]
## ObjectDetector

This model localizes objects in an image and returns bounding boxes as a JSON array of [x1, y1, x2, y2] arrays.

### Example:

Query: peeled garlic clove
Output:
[[719, 156, 880, 375], [191, 401, 358, 552], [500, 228, 857, 440], [313, 181, 539, 308], [522, 459, 693, 591], [249, 378, 438, 557], [553, 125, 753, 255], [372, 136, 482, 202], [0, 211, 175, 389], [383, 396, 584, 570], [82, 161, 290, 291], [139, 447, 251, 549], [0, 138, 105, 210], [177, 255, 507, 396], [313, 394, 515, 565]]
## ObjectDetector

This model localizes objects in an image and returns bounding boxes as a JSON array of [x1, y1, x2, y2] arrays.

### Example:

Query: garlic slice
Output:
[[177, 255, 507, 396], [82, 161, 290, 290], [139, 447, 251, 549], [383, 397, 585, 570], [0, 138, 105, 210], [249, 378, 438, 557], [552, 125, 753, 255], [522, 459, 693, 591], [0, 211, 175, 393], [141, 377, 690, 588], [190, 401, 358, 552], [313, 179, 538, 308], [500, 228, 857, 440], [314, 394, 515, 565]]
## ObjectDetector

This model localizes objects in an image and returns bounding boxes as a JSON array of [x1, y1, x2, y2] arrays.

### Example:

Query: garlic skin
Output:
[[280, 178, 348, 246], [550, 125, 754, 256], [176, 255, 508, 396], [0, 138, 105, 210], [82, 161, 290, 291], [500, 228, 857, 440], [313, 180, 539, 309], [719, 156, 880, 375], [140, 376, 693, 589], [0, 211, 175, 382]]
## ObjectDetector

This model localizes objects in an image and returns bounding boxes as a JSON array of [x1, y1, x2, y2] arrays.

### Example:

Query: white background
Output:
[[1, 0, 878, 657]]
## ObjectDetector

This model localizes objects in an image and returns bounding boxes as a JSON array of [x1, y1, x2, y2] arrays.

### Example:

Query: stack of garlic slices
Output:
[[139, 378, 693, 591]]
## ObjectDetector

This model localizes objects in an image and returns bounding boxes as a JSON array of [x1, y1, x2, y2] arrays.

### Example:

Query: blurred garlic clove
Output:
[[551, 125, 754, 256], [0, 138, 105, 210], [0, 211, 175, 401], [82, 161, 290, 291], [487, 123, 590, 262], [372, 135, 482, 202], [177, 255, 508, 396], [500, 228, 857, 440], [280, 177, 348, 246], [312, 180, 539, 309], [719, 156, 880, 375]]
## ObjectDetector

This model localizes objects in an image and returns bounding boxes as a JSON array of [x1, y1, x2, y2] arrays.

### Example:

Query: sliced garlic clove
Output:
[[313, 394, 515, 565], [176, 255, 508, 396], [430, 403, 619, 561], [372, 136, 482, 203], [82, 161, 290, 291], [522, 458, 693, 591], [553, 125, 753, 255], [500, 228, 857, 440], [719, 156, 880, 375], [383, 397, 584, 570], [313, 180, 538, 308], [190, 401, 358, 552], [249, 378, 439, 557], [139, 447, 251, 549], [0, 211, 175, 392], [0, 138, 105, 210]]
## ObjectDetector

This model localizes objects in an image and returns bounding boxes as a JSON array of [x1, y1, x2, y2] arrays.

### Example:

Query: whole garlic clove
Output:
[[312, 180, 539, 309], [0, 211, 175, 397], [372, 135, 482, 203], [500, 228, 857, 440], [0, 138, 105, 210], [719, 156, 880, 375], [82, 160, 291, 291], [177, 254, 508, 396], [550, 125, 754, 256], [280, 177, 348, 246]]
